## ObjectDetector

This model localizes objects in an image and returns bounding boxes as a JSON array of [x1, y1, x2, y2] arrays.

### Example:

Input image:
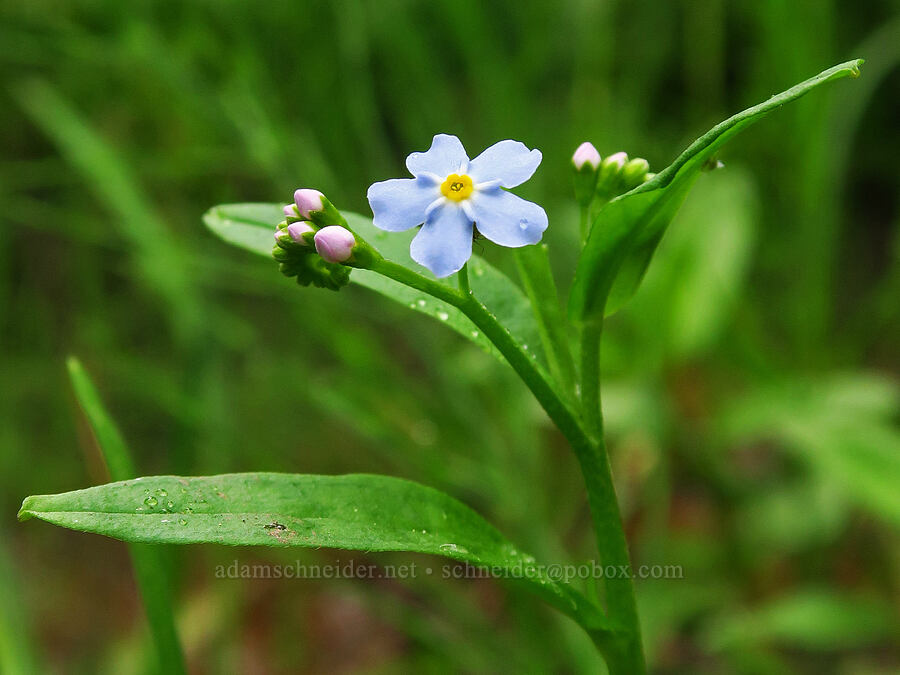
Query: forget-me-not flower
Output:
[[367, 134, 548, 277]]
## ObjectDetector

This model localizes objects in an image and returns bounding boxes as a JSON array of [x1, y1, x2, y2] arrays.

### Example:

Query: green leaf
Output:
[[569, 59, 863, 321], [19, 472, 608, 634], [514, 245, 577, 398], [66, 358, 186, 675], [204, 204, 546, 369]]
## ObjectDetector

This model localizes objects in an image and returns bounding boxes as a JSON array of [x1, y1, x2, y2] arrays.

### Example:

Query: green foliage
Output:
[[19, 472, 608, 635], [718, 373, 900, 526], [569, 59, 864, 320], [66, 358, 186, 674], [702, 589, 897, 652], [204, 204, 548, 371], [0, 535, 41, 675], [3, 1, 897, 672]]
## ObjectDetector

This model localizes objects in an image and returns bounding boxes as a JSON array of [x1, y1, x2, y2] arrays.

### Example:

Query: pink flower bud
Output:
[[287, 222, 315, 243], [274, 228, 287, 243], [602, 151, 628, 171], [293, 189, 325, 218], [572, 142, 601, 170], [283, 204, 297, 218], [314, 226, 355, 263]]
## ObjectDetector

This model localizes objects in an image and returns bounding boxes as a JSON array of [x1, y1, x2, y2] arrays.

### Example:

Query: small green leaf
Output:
[[569, 59, 863, 320], [514, 245, 577, 398], [204, 204, 546, 370], [19, 473, 608, 634]]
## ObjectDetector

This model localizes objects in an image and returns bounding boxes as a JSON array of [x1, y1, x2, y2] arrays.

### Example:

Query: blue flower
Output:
[[367, 134, 548, 277]]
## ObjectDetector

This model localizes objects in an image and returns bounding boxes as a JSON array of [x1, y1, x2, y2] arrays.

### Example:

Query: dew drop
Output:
[[156, 489, 168, 497], [144, 496, 158, 508], [416, 299, 427, 308], [437, 311, 449, 321], [519, 218, 529, 230], [439, 543, 469, 554], [166, 501, 175, 510], [470, 331, 479, 338], [179, 519, 187, 526]]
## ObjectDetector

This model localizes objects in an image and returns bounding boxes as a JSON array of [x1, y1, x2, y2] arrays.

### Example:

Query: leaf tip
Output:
[[65, 354, 82, 377], [17, 497, 37, 522]]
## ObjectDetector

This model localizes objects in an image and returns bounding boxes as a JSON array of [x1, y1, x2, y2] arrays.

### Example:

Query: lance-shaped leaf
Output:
[[19, 473, 610, 635], [569, 59, 863, 321], [205, 206, 546, 371]]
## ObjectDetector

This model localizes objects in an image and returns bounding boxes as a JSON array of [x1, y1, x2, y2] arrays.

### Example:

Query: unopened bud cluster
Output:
[[273, 189, 359, 290], [571, 142, 653, 206]]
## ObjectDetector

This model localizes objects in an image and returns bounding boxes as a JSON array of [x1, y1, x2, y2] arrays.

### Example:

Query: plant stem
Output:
[[370, 259, 645, 672], [580, 319, 603, 439], [459, 270, 644, 673]]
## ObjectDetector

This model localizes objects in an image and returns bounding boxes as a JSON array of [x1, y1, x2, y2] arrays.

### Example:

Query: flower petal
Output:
[[468, 140, 542, 188], [406, 134, 469, 178], [367, 177, 438, 232], [409, 203, 474, 277], [469, 189, 548, 247]]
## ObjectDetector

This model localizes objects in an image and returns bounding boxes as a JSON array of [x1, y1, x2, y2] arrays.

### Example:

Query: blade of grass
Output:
[[0, 534, 42, 675], [66, 357, 186, 675]]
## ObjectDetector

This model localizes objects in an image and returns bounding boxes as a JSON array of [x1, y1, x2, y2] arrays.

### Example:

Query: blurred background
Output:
[[2, 0, 899, 672]]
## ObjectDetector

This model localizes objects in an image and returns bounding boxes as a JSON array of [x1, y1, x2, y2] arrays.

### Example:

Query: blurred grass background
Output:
[[1, 0, 899, 672]]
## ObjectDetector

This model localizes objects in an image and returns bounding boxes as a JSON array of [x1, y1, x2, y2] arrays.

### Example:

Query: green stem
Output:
[[579, 204, 590, 244], [369, 260, 645, 673], [580, 319, 603, 439], [578, 317, 644, 671]]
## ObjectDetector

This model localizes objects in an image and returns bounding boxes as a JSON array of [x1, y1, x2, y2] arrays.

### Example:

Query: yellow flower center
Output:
[[440, 173, 474, 202]]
